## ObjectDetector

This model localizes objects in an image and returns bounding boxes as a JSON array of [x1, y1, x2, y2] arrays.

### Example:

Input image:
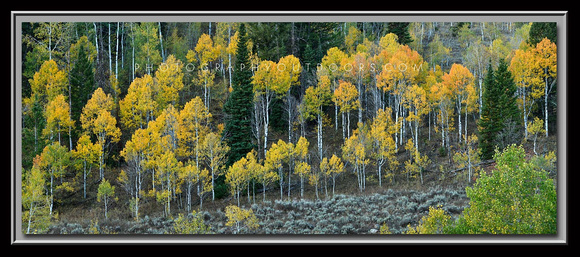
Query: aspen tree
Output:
[[73, 134, 100, 199], [368, 108, 398, 187], [119, 127, 150, 219], [201, 132, 229, 201], [442, 63, 475, 143], [97, 178, 116, 220], [534, 38, 557, 136], [43, 94, 74, 145], [22, 156, 52, 234], [40, 141, 70, 215], [333, 80, 360, 141]]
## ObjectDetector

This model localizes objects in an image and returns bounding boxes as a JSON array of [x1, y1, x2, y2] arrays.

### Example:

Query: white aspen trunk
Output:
[[83, 161, 87, 198], [533, 134, 538, 155], [27, 203, 34, 234], [187, 181, 192, 213], [362, 161, 366, 190], [121, 23, 124, 70], [104, 197, 108, 219], [317, 111, 323, 160], [414, 108, 419, 151], [287, 92, 293, 144], [108, 23, 112, 73], [48, 23, 52, 60], [378, 162, 382, 187], [544, 75, 550, 137], [279, 167, 284, 200], [458, 102, 462, 144], [158, 22, 165, 62], [324, 173, 328, 199], [523, 86, 528, 138], [300, 176, 304, 198], [341, 112, 346, 141], [130, 23, 135, 80], [211, 166, 216, 201], [441, 108, 445, 148], [228, 24, 233, 91], [49, 171, 54, 215], [465, 106, 468, 139], [116, 22, 119, 80], [93, 22, 99, 64], [263, 98, 270, 160], [335, 102, 338, 131], [288, 168, 292, 200], [347, 110, 351, 139]]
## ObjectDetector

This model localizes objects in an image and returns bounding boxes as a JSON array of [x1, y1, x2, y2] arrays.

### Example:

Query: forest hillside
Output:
[[20, 21, 558, 235]]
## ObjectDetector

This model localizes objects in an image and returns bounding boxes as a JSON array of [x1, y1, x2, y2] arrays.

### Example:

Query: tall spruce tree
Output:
[[495, 58, 522, 149], [478, 59, 521, 160], [223, 23, 255, 166], [478, 63, 498, 160], [70, 43, 95, 141], [387, 22, 413, 45]]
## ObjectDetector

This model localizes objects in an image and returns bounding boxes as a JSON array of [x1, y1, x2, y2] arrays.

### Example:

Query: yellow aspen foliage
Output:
[[225, 205, 259, 234], [154, 150, 181, 217], [39, 141, 70, 215], [193, 33, 220, 65], [154, 55, 184, 109], [92, 109, 121, 180], [276, 55, 302, 91], [177, 96, 211, 160], [369, 108, 398, 186], [405, 206, 451, 234], [172, 211, 211, 234], [72, 134, 100, 199], [43, 94, 74, 144], [333, 80, 359, 140], [453, 134, 481, 183], [97, 178, 117, 220], [294, 161, 311, 198], [342, 126, 369, 192], [526, 117, 545, 155], [225, 155, 250, 206], [265, 139, 289, 200], [22, 156, 52, 234], [181, 161, 211, 210], [344, 26, 361, 54], [201, 131, 230, 201], [327, 154, 344, 196], [256, 165, 279, 201], [119, 74, 157, 131], [442, 63, 476, 142], [510, 47, 543, 138], [29, 59, 68, 102]]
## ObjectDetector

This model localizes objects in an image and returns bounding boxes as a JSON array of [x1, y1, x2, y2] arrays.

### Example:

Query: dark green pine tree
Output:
[[387, 22, 413, 46], [528, 22, 557, 46], [478, 62, 499, 160], [495, 58, 522, 149], [478, 59, 522, 160], [69, 43, 95, 142], [223, 23, 255, 166]]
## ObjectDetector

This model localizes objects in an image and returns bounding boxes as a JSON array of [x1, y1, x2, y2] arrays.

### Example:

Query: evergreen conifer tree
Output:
[[387, 22, 413, 45], [495, 58, 522, 149], [223, 23, 255, 166], [478, 63, 499, 160], [70, 43, 95, 130], [478, 59, 521, 160]]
